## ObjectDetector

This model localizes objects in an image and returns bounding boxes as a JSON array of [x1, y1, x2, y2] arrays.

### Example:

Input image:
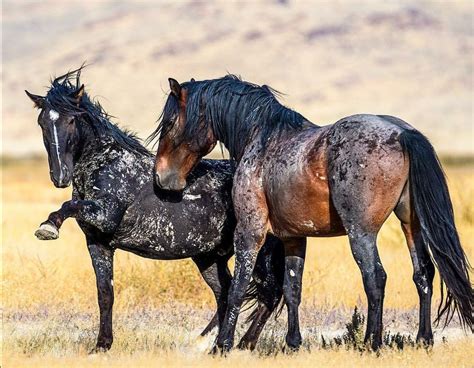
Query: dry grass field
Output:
[[2, 158, 473, 367]]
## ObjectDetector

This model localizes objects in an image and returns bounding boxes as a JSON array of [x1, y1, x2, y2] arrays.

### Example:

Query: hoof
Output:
[[88, 345, 110, 354], [209, 344, 230, 356], [35, 223, 59, 240], [283, 344, 300, 354], [209, 344, 219, 356], [237, 339, 256, 351], [416, 337, 434, 349]]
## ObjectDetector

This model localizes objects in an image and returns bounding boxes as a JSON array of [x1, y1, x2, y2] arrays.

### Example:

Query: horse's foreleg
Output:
[[282, 237, 306, 351], [192, 254, 232, 336], [34, 201, 75, 240], [238, 236, 285, 350], [35, 198, 122, 240], [349, 230, 386, 350], [213, 225, 267, 354], [87, 241, 114, 353]]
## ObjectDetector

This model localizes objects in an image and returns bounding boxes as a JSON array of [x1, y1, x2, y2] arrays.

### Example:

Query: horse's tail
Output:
[[399, 129, 473, 331], [243, 235, 285, 323]]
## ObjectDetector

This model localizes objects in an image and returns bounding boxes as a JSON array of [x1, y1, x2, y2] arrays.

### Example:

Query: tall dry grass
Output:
[[3, 159, 473, 312], [2, 158, 473, 366]]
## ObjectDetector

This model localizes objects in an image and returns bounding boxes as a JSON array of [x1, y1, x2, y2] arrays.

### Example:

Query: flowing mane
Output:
[[149, 75, 315, 159], [46, 66, 150, 156]]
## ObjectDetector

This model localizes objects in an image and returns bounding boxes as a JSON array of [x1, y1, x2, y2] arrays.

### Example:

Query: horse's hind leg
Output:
[[348, 229, 386, 350], [200, 312, 219, 337], [328, 120, 409, 350], [282, 237, 306, 350], [395, 187, 435, 345], [87, 239, 115, 353], [192, 253, 232, 336], [330, 182, 391, 350]]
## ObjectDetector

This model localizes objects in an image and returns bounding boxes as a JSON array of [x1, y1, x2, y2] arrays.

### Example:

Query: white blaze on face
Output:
[[49, 109, 59, 121], [49, 109, 64, 183]]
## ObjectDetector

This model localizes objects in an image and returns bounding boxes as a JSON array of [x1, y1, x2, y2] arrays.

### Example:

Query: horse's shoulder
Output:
[[195, 159, 233, 178]]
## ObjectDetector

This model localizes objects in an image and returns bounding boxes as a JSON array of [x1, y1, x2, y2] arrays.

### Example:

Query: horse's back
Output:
[[263, 114, 411, 237], [112, 159, 236, 259]]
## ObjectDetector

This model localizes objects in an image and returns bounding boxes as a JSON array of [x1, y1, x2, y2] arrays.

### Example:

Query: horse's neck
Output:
[[212, 120, 257, 162], [72, 126, 113, 178], [72, 137, 118, 196]]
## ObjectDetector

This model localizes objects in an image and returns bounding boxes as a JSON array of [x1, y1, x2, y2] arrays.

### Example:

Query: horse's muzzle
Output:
[[51, 166, 72, 188], [155, 171, 186, 191]]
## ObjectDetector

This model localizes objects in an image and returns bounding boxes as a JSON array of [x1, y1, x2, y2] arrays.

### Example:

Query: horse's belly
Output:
[[113, 236, 224, 260], [268, 188, 345, 238], [111, 192, 234, 260], [266, 154, 345, 238], [112, 219, 230, 260]]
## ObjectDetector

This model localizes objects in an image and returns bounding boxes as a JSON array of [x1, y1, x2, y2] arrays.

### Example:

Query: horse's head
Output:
[[153, 78, 216, 191], [25, 86, 84, 188]]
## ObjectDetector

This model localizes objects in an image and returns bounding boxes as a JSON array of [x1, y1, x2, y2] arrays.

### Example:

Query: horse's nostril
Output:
[[155, 173, 163, 188]]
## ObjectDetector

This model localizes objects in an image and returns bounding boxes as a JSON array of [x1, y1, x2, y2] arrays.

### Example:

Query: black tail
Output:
[[399, 129, 473, 331], [243, 234, 285, 324]]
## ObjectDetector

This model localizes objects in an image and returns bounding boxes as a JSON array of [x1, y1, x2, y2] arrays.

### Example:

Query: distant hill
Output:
[[3, 0, 473, 156]]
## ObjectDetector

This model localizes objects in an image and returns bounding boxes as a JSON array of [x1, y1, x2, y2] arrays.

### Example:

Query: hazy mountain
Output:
[[3, 0, 473, 156]]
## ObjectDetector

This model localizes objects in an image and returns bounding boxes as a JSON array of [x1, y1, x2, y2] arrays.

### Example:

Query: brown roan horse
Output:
[[150, 75, 473, 353]]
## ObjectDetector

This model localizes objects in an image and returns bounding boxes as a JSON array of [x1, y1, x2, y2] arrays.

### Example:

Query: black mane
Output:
[[46, 66, 150, 156], [150, 75, 313, 159]]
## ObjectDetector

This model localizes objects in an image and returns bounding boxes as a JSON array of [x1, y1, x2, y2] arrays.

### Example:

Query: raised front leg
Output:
[[35, 196, 124, 240], [88, 241, 115, 353], [282, 237, 306, 351]]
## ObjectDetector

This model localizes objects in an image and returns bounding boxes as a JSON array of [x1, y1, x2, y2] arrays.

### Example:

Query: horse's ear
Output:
[[70, 84, 85, 106], [25, 90, 45, 109], [168, 78, 182, 98]]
